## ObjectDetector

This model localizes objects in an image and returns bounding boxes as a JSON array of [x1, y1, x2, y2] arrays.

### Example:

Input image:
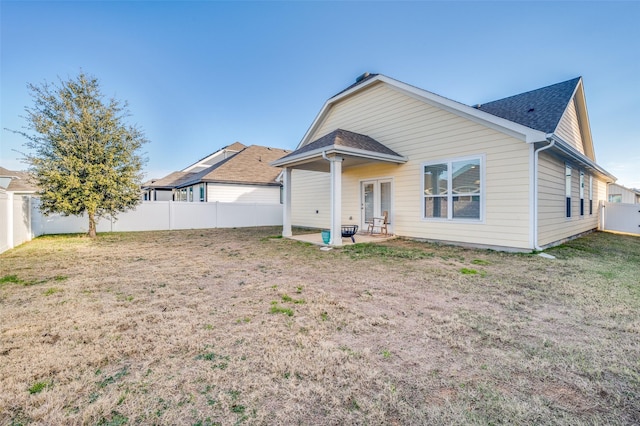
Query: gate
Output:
[[602, 201, 640, 235]]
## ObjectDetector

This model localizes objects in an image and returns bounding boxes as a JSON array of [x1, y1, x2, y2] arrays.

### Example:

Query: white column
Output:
[[329, 156, 343, 246], [282, 167, 292, 237]]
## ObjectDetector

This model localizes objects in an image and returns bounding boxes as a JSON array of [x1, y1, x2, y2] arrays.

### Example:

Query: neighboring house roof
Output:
[[182, 141, 247, 173], [178, 145, 291, 188], [0, 167, 38, 193], [474, 77, 581, 134], [144, 171, 195, 189]]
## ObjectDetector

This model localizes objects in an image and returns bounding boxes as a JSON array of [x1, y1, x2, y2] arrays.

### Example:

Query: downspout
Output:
[[533, 139, 556, 251]]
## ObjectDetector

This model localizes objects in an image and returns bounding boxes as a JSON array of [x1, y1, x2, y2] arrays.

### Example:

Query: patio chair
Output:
[[341, 225, 359, 243], [368, 211, 389, 236]]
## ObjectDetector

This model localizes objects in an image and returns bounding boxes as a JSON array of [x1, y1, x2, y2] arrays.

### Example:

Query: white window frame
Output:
[[589, 176, 593, 215], [579, 171, 585, 216], [421, 154, 485, 222], [565, 164, 572, 218]]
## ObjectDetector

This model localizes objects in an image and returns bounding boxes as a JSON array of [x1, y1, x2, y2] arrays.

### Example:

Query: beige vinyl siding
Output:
[[291, 170, 331, 228], [296, 82, 533, 250], [537, 151, 604, 246], [608, 183, 639, 204], [207, 183, 280, 204], [555, 98, 585, 154]]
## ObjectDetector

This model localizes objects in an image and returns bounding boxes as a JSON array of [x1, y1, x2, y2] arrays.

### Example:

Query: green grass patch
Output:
[[270, 304, 294, 317], [460, 268, 478, 275], [342, 243, 434, 260], [28, 380, 50, 394], [281, 294, 305, 304], [97, 367, 129, 389], [471, 259, 491, 265], [43, 287, 63, 296], [1, 274, 22, 284]]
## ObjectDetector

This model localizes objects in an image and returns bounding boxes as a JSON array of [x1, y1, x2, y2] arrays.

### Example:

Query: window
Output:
[[579, 171, 585, 216], [565, 165, 572, 218], [199, 184, 205, 202], [589, 176, 593, 215], [423, 157, 481, 220], [609, 194, 622, 203]]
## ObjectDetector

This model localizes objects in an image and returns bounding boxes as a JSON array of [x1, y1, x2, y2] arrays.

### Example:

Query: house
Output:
[[143, 144, 291, 204], [607, 183, 640, 204], [0, 166, 38, 194], [272, 73, 616, 251], [0, 167, 38, 253]]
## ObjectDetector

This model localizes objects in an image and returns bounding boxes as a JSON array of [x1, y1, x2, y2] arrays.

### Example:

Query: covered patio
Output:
[[272, 129, 407, 246]]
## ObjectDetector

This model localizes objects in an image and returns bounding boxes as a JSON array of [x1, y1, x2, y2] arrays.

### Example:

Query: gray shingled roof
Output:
[[0, 167, 38, 192], [331, 73, 380, 98], [278, 129, 401, 161], [474, 77, 581, 134], [177, 145, 291, 188]]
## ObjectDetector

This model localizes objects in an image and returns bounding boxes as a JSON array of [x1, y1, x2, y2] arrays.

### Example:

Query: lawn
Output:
[[1, 228, 638, 425]]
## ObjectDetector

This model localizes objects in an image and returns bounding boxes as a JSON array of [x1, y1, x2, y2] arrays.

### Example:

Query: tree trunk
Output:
[[88, 212, 97, 238]]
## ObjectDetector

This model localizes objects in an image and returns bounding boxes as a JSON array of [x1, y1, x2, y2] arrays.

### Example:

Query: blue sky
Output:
[[1, 1, 639, 187]]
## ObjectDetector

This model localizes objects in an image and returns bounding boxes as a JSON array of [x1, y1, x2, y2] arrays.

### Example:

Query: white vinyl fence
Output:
[[1, 197, 283, 253], [1, 191, 33, 253], [601, 201, 640, 235]]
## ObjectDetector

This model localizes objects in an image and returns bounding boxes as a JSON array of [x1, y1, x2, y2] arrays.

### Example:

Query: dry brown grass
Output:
[[1, 228, 638, 425]]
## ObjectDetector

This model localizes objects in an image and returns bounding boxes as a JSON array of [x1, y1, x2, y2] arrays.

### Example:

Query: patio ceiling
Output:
[[272, 129, 407, 172]]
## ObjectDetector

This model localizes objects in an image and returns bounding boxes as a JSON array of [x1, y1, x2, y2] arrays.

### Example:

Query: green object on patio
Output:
[[321, 230, 330, 244]]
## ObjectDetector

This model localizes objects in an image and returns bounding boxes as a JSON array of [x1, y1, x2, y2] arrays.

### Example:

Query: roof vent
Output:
[[355, 72, 370, 83], [528, 108, 535, 113]]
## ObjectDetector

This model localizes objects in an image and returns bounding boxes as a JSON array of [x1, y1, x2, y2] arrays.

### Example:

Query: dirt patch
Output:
[[1, 228, 639, 425]]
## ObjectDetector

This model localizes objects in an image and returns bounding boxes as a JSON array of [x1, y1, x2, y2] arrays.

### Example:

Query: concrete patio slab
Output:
[[288, 232, 396, 246]]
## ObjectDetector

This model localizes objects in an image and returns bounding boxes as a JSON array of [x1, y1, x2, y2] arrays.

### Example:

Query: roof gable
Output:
[[296, 74, 548, 150], [475, 77, 581, 134]]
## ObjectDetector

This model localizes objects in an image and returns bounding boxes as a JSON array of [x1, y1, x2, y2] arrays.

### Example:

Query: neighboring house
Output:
[[143, 144, 291, 204], [0, 167, 38, 194], [272, 73, 616, 251], [607, 183, 640, 204]]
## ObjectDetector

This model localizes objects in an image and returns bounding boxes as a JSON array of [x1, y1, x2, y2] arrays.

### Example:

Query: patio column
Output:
[[329, 155, 343, 246], [282, 167, 292, 237]]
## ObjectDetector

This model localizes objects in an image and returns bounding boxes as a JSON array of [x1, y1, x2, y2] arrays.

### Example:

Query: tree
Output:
[[13, 72, 148, 238]]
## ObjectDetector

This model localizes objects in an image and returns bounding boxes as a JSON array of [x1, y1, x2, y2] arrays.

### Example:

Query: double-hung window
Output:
[[423, 156, 482, 220], [579, 171, 585, 216], [589, 176, 593, 215], [565, 165, 572, 218]]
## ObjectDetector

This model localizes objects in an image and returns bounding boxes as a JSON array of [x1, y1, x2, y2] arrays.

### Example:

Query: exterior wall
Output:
[[154, 189, 174, 202], [207, 183, 281, 204], [555, 98, 585, 154], [537, 151, 605, 247], [294, 82, 533, 250], [291, 170, 331, 228], [607, 183, 639, 204]]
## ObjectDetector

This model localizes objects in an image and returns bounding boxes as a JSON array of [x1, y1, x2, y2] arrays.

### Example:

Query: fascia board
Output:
[[549, 135, 616, 181]]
